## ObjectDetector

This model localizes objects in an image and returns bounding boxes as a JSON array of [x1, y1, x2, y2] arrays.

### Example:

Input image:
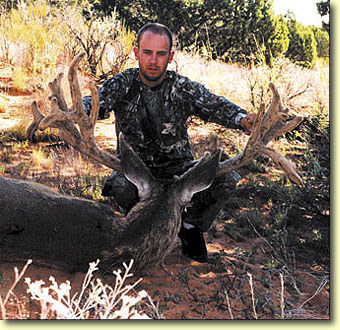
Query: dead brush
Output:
[[222, 266, 329, 319], [246, 56, 328, 116], [50, 147, 109, 200], [0, 259, 160, 319], [60, 4, 134, 81]]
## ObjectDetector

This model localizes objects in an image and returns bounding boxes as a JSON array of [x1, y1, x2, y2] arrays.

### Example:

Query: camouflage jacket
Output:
[[83, 68, 247, 178]]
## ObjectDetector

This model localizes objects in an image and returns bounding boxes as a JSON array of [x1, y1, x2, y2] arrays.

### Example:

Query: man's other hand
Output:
[[240, 113, 256, 135]]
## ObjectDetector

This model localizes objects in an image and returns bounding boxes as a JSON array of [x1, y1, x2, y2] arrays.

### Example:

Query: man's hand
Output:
[[240, 113, 256, 135]]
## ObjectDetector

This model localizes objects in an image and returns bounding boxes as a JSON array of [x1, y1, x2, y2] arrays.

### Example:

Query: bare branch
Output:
[[288, 83, 310, 101]]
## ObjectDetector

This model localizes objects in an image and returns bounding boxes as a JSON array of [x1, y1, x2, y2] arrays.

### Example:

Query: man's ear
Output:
[[133, 47, 139, 61], [168, 51, 175, 64]]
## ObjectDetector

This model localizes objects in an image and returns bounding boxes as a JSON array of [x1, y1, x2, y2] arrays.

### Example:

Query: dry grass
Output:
[[169, 52, 329, 118], [30, 147, 53, 171], [0, 95, 9, 114]]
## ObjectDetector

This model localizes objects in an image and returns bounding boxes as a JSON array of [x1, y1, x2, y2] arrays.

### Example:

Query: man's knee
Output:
[[182, 170, 241, 231], [102, 171, 139, 213], [217, 170, 241, 194]]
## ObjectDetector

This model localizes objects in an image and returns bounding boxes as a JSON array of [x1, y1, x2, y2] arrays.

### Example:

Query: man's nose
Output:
[[149, 53, 157, 64]]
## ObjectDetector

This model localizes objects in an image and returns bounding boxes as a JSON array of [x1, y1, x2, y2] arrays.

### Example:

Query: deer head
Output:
[[105, 133, 221, 270]]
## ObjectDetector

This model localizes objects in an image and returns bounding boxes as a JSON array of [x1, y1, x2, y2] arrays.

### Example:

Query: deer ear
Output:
[[174, 149, 221, 205], [119, 133, 156, 199]]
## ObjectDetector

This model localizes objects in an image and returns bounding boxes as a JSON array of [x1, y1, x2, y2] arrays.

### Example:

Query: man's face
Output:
[[134, 31, 174, 87]]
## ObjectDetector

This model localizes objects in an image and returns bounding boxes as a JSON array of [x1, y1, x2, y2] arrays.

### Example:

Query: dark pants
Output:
[[102, 169, 240, 232]]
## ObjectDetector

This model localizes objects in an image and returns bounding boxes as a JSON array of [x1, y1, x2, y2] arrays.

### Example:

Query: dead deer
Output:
[[0, 52, 303, 273], [0, 134, 219, 273]]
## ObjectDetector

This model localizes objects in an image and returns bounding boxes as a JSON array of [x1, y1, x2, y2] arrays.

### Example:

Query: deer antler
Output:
[[27, 53, 303, 185], [26, 52, 121, 171], [217, 83, 304, 185]]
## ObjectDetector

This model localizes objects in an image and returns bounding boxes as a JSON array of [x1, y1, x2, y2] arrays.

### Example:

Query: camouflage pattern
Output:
[[83, 68, 247, 178], [83, 68, 247, 231]]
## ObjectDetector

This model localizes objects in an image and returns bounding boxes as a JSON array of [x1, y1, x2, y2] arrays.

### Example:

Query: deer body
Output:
[[0, 175, 116, 271], [0, 135, 219, 272]]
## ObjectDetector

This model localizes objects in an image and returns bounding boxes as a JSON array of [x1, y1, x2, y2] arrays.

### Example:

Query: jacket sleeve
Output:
[[82, 70, 133, 119], [183, 79, 248, 130]]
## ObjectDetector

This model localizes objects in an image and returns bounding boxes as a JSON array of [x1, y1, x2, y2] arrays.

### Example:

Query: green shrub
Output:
[[2, 0, 134, 90], [5, 0, 64, 76]]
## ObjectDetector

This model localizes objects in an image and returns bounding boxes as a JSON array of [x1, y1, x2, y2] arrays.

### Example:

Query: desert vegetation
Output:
[[0, 0, 329, 320]]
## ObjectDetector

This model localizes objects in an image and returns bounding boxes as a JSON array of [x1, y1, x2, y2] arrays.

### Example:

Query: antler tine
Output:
[[217, 83, 303, 185], [246, 102, 266, 146], [27, 53, 122, 172], [256, 83, 289, 141], [263, 115, 304, 144], [26, 101, 44, 141], [49, 72, 68, 112], [216, 103, 266, 176], [68, 52, 87, 118], [65, 52, 99, 137], [88, 82, 100, 134], [260, 146, 303, 185]]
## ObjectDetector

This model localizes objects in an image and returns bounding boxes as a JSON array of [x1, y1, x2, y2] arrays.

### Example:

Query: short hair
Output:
[[137, 23, 173, 52]]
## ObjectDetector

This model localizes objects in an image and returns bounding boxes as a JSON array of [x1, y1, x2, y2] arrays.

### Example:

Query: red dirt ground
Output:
[[0, 91, 330, 320]]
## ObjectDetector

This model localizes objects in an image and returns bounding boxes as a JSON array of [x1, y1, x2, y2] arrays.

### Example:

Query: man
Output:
[[83, 23, 255, 262]]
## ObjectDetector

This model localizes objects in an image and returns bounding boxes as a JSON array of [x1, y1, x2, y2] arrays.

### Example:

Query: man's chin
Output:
[[144, 74, 162, 82], [141, 70, 165, 84]]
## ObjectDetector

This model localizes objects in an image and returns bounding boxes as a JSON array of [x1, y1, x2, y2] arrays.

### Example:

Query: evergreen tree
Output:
[[244, 0, 274, 62], [312, 26, 329, 58], [95, 0, 192, 35], [221, 0, 288, 64], [302, 28, 317, 67], [268, 14, 289, 60], [286, 12, 317, 68], [316, 0, 330, 34], [90, 0, 293, 66]]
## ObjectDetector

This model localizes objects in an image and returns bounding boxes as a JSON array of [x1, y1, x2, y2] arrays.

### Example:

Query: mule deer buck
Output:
[[0, 53, 303, 273]]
